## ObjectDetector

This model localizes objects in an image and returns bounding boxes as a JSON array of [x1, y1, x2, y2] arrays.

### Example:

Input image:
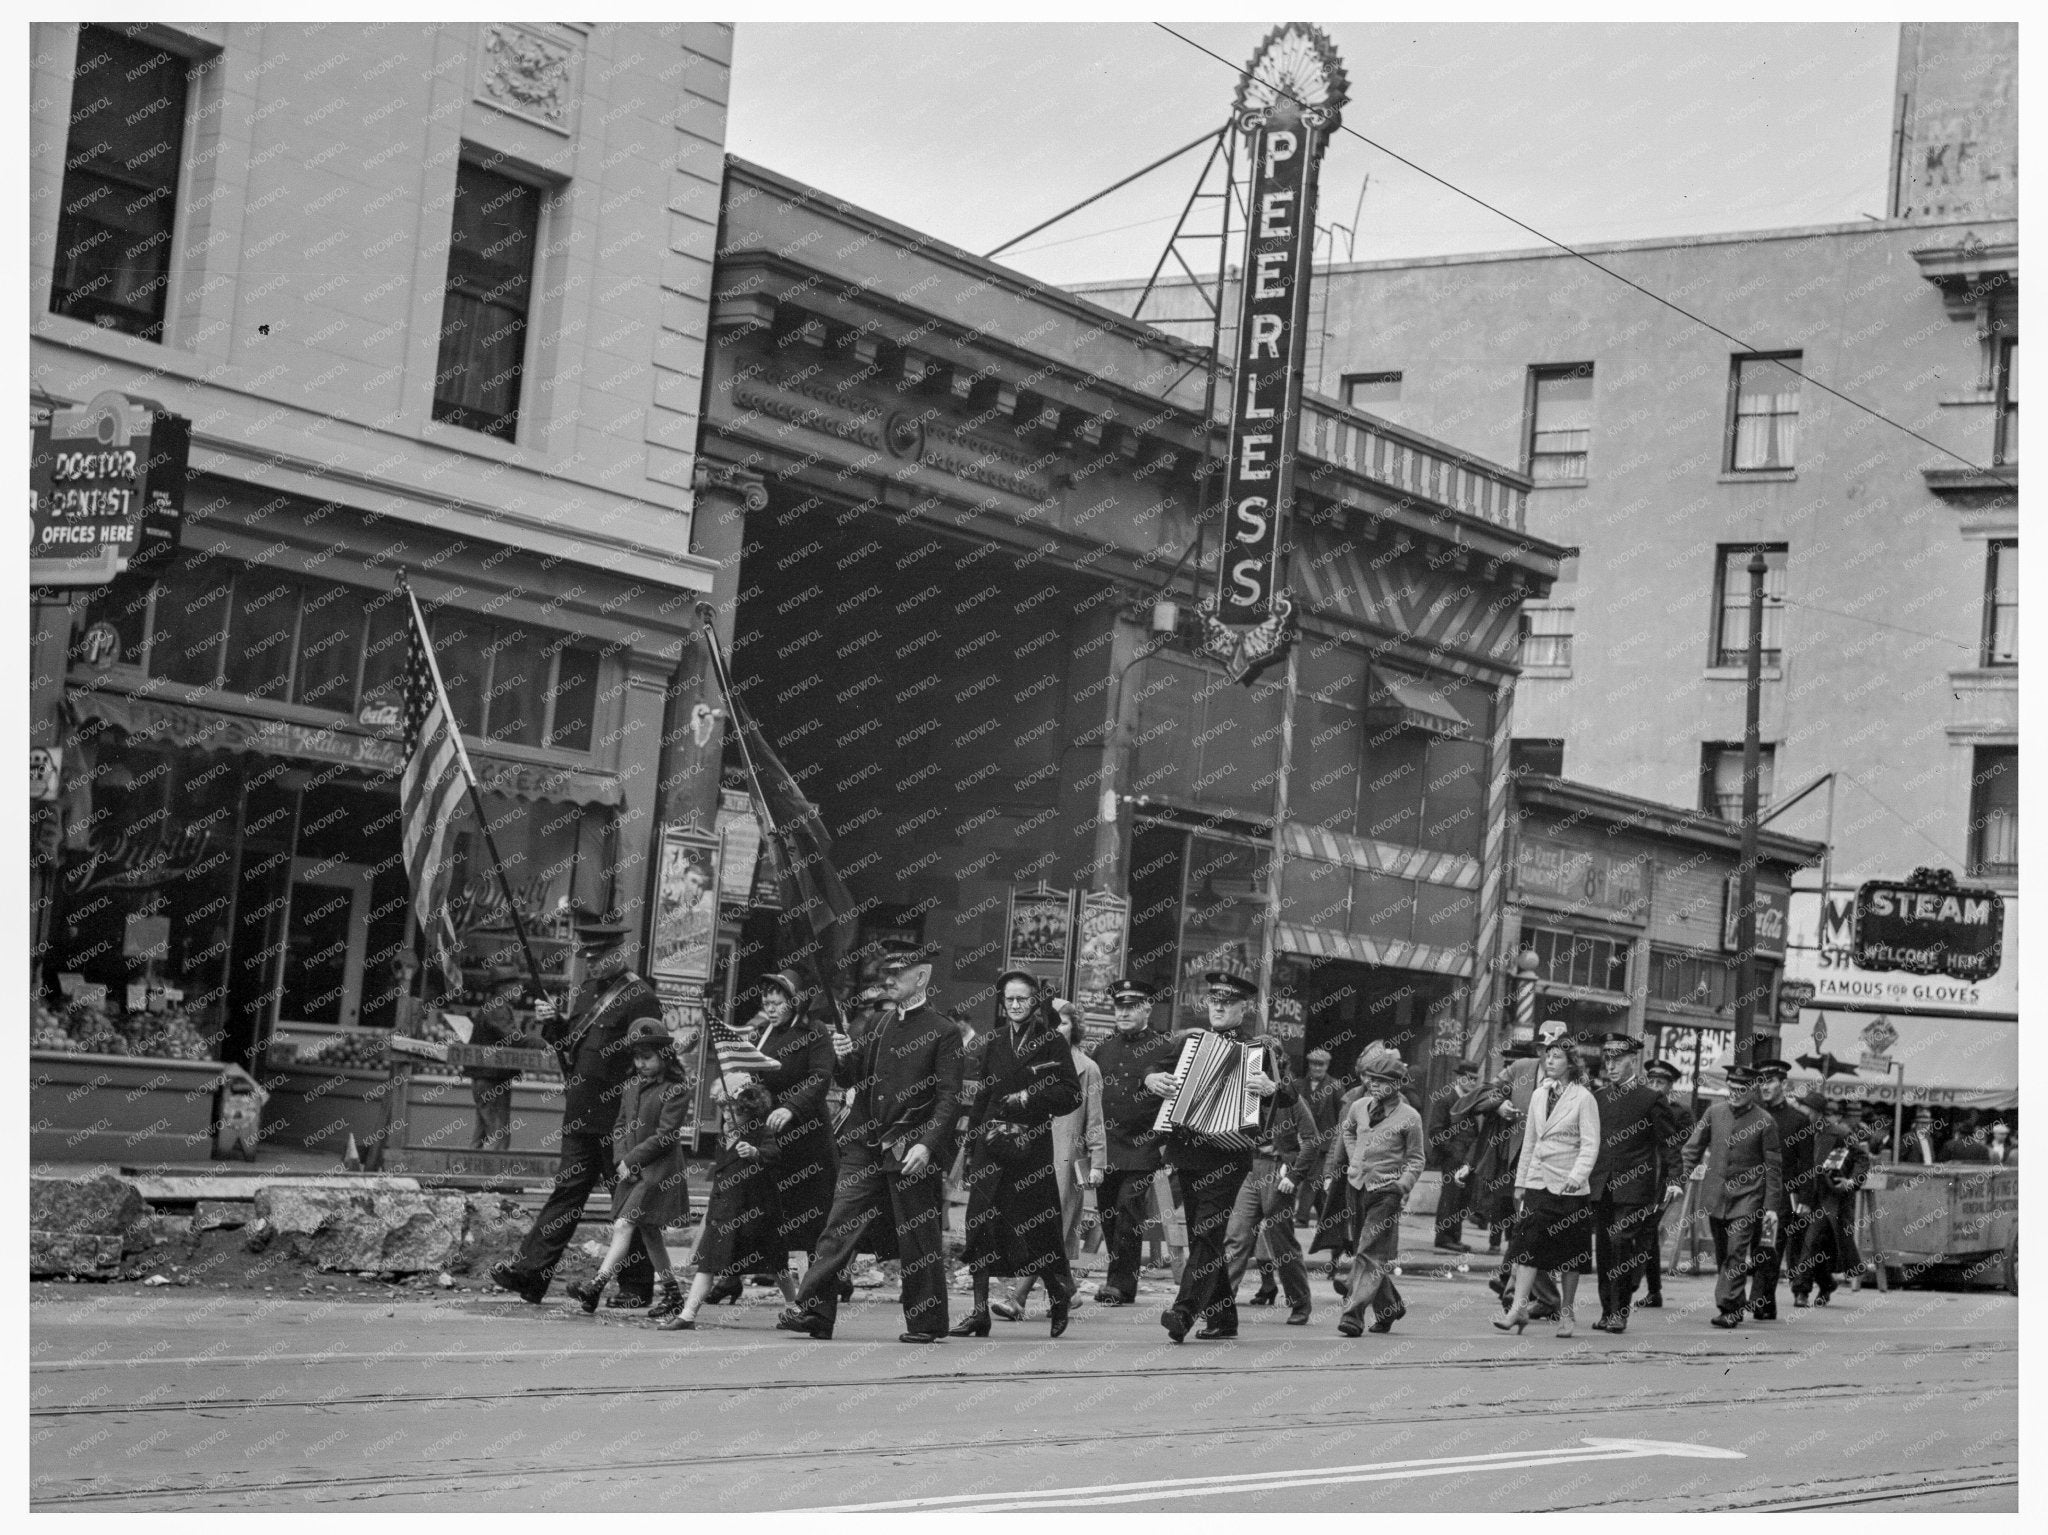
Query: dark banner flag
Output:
[[1213, 25, 1347, 629]]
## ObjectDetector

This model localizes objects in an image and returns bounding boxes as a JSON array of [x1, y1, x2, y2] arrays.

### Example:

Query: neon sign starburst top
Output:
[[1233, 22, 1350, 132]]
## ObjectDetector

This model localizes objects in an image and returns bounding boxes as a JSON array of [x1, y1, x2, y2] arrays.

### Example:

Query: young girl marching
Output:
[[566, 1017, 692, 1318], [661, 1067, 786, 1330]]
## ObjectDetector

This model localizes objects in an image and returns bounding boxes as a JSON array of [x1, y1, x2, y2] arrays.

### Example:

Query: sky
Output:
[[726, 22, 1901, 289]]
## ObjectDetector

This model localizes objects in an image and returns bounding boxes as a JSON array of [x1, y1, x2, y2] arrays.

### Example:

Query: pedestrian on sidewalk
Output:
[[1427, 1061, 1482, 1252], [746, 968, 839, 1289], [1675, 1063, 1784, 1329], [1086, 978, 1178, 1306], [491, 907, 659, 1307], [953, 973, 1083, 1340], [1333, 1047, 1425, 1336], [1296, 1049, 1346, 1227], [664, 1074, 785, 1329], [567, 1019, 691, 1318], [1496, 1042, 1600, 1337], [1792, 1095, 1869, 1305]]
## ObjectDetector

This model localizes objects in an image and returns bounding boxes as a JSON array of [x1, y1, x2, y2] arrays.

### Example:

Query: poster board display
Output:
[[649, 824, 722, 985]]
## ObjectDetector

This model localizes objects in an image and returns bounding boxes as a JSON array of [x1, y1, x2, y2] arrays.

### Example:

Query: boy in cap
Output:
[[1333, 1046, 1425, 1335]]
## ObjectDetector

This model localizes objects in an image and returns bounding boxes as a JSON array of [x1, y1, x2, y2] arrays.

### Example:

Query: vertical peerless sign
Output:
[[1214, 24, 1348, 628]]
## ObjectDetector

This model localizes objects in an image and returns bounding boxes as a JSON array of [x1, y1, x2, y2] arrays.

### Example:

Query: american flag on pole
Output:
[[398, 576, 477, 997], [710, 1017, 780, 1093]]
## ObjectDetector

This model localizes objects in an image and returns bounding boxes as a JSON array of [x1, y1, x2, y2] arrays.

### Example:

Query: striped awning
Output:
[[1276, 922, 1473, 977]]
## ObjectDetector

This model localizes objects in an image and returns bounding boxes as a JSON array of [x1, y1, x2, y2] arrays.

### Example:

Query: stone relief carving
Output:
[[479, 23, 574, 129]]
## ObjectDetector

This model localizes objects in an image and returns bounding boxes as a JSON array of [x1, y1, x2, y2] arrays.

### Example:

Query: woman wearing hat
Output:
[[745, 968, 840, 1282], [1496, 1040, 1601, 1337], [952, 970, 1084, 1339], [566, 1018, 692, 1318]]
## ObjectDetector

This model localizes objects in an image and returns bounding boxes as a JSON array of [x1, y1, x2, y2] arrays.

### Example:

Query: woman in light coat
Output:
[[1496, 1042, 1601, 1336]]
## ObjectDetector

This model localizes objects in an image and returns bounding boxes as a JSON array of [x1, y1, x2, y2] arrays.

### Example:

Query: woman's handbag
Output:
[[978, 1119, 1037, 1168]]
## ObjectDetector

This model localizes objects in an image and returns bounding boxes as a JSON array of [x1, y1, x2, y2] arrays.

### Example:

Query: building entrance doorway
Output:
[[274, 857, 374, 1033]]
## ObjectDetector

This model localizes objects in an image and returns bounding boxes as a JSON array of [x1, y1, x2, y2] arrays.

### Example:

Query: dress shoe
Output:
[[646, 1281, 684, 1321], [1161, 1307, 1191, 1343], [1752, 1309, 1779, 1322], [1367, 1315, 1396, 1334], [489, 1262, 548, 1305], [1337, 1317, 1364, 1338], [564, 1278, 605, 1315], [1589, 1315, 1616, 1333], [898, 1331, 943, 1344], [948, 1309, 992, 1338], [1433, 1241, 1472, 1254], [775, 1308, 830, 1340], [703, 1276, 744, 1307], [989, 1298, 1024, 1322], [1094, 1287, 1130, 1306], [1813, 1290, 1832, 1307], [1248, 1287, 1279, 1306], [1493, 1305, 1531, 1334], [1286, 1304, 1312, 1326], [1638, 1294, 1662, 1309], [1605, 1318, 1628, 1335], [607, 1290, 652, 1310], [1710, 1312, 1741, 1329], [1195, 1323, 1237, 1340], [657, 1312, 695, 1331], [1792, 1295, 1811, 1309]]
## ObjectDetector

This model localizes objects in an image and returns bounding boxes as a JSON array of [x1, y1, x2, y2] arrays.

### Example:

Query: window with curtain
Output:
[[1969, 746, 2017, 880], [1729, 354, 1802, 470], [1713, 545, 1786, 667], [1528, 364, 1594, 481], [1700, 742, 1776, 822], [1517, 606, 1573, 668], [49, 26, 190, 341], [432, 156, 542, 442], [1984, 540, 2017, 665]]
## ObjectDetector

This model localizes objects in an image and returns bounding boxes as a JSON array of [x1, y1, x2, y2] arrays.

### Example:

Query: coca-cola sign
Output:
[[1852, 867, 2004, 983]]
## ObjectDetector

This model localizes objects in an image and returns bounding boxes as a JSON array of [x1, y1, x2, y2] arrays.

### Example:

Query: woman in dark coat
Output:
[[951, 972, 1083, 1339], [748, 968, 839, 1265], [663, 1073, 783, 1329]]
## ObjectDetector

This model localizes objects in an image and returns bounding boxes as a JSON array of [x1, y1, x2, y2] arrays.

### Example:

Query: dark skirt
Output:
[[771, 1121, 837, 1255], [1507, 1188, 1595, 1274], [612, 1157, 691, 1230], [691, 1146, 785, 1281], [960, 1134, 1070, 1279]]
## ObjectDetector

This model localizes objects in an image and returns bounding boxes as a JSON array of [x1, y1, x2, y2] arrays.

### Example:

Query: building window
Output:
[[432, 156, 542, 442], [1968, 745, 2017, 880], [1712, 545, 1786, 667], [1342, 371, 1401, 413], [1510, 739, 1565, 779], [1728, 353, 1802, 471], [49, 26, 191, 342], [1517, 607, 1573, 669], [1649, 945, 1735, 1013], [1700, 742, 1776, 822], [1528, 364, 1593, 481], [1994, 337, 2017, 466], [1984, 540, 2017, 665], [1525, 924, 1632, 995]]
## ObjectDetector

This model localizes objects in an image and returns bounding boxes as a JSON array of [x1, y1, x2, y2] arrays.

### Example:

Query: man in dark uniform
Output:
[[1751, 1058, 1817, 1320], [490, 907, 660, 1304], [1793, 1094, 1870, 1305], [1222, 1049, 1318, 1325], [1088, 977, 1177, 1306], [1639, 1056, 1692, 1308], [1675, 1064, 1784, 1328], [1145, 962, 1286, 1342], [778, 938, 962, 1343], [1297, 1049, 1347, 1227], [1589, 1033, 1678, 1333], [1426, 1061, 1482, 1253]]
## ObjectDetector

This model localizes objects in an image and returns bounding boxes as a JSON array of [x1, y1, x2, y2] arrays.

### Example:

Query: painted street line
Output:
[[806, 1438, 1745, 1511]]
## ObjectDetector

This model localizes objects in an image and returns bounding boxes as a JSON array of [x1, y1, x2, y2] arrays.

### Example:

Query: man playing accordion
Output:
[[1143, 961, 1287, 1342]]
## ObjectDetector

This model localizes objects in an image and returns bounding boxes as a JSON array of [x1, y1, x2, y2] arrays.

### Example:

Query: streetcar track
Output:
[[29, 1379, 2013, 1508], [1716, 1467, 2019, 1511]]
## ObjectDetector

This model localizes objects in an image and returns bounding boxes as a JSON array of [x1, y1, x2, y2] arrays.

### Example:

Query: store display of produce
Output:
[[31, 994, 216, 1061]]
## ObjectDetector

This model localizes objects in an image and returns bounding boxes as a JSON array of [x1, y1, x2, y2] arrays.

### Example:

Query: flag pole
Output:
[[693, 602, 780, 846], [397, 573, 551, 1003]]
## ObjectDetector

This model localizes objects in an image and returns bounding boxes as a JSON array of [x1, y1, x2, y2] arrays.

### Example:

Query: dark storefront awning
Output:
[[66, 688, 622, 808], [1364, 666, 1472, 739]]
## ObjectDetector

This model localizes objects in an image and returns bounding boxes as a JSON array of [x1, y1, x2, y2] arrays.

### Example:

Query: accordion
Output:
[[1152, 1030, 1262, 1150]]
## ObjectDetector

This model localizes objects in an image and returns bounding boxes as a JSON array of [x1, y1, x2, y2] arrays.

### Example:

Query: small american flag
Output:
[[711, 1018, 780, 1094], [398, 577, 475, 997]]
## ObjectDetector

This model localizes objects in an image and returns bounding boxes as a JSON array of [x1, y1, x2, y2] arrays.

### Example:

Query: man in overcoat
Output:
[[1426, 1060, 1482, 1252], [1087, 977, 1178, 1305], [491, 907, 660, 1304], [1792, 1094, 1870, 1305], [1640, 1056, 1692, 1308], [779, 938, 962, 1343], [1588, 1033, 1678, 1333], [1750, 1058, 1817, 1320], [1674, 1064, 1784, 1328]]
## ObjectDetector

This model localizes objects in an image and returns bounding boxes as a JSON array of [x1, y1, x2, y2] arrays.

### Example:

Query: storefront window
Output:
[[293, 585, 368, 712], [222, 572, 301, 701], [546, 640, 600, 752], [483, 624, 549, 748], [1528, 923, 1632, 993], [1649, 945, 1734, 1013], [147, 554, 231, 685]]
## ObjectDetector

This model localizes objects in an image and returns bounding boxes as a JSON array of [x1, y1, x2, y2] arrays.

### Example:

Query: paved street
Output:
[[30, 1270, 2016, 1512]]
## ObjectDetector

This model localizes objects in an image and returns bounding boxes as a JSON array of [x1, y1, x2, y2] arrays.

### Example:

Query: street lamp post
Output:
[[1733, 546, 1769, 1070]]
